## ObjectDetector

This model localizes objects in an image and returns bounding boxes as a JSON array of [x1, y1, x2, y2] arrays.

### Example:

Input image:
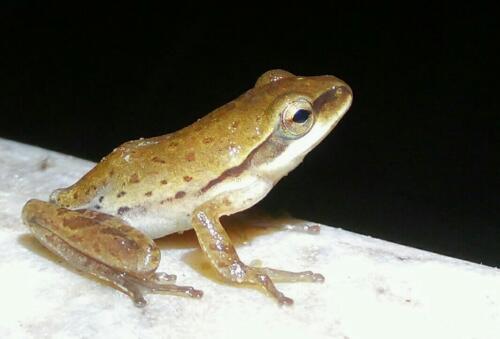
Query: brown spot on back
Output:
[[109, 170, 115, 177], [183, 176, 193, 182], [185, 152, 196, 162], [129, 173, 140, 183], [152, 156, 166, 164], [203, 137, 213, 144], [117, 191, 126, 198], [73, 192, 79, 200], [160, 179, 168, 185], [231, 121, 239, 128], [160, 197, 173, 204], [98, 196, 104, 203], [175, 191, 186, 199], [117, 206, 131, 215], [145, 191, 153, 197]]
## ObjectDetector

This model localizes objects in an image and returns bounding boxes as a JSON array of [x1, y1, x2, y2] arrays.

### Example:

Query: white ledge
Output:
[[0, 138, 499, 339]]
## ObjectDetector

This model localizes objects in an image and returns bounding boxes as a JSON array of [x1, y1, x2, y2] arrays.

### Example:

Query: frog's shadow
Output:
[[155, 212, 282, 250]]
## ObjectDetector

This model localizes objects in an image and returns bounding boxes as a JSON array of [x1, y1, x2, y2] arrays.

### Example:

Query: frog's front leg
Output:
[[22, 199, 202, 307], [192, 199, 324, 305]]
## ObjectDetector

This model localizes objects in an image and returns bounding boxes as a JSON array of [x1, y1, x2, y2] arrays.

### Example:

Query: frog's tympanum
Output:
[[22, 70, 353, 306]]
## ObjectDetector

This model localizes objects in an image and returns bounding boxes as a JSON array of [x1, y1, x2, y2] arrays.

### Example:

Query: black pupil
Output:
[[292, 109, 311, 123]]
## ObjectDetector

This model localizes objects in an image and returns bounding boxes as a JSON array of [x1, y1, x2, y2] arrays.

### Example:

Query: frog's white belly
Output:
[[121, 207, 193, 239], [85, 175, 273, 239]]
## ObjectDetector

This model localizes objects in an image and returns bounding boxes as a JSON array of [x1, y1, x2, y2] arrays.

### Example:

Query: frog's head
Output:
[[249, 69, 353, 179]]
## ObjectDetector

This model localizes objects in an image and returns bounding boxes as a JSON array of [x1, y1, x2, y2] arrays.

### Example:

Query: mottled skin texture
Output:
[[22, 70, 353, 306]]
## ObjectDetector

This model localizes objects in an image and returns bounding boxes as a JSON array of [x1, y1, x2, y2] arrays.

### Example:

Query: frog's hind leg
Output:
[[22, 199, 203, 307], [192, 202, 324, 305], [23, 220, 151, 306], [26, 215, 202, 307]]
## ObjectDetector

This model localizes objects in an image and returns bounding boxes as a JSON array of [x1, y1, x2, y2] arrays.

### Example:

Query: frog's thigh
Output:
[[191, 198, 324, 305]]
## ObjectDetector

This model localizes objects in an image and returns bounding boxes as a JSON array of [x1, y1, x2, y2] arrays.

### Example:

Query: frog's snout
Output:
[[313, 84, 353, 115], [334, 84, 353, 98]]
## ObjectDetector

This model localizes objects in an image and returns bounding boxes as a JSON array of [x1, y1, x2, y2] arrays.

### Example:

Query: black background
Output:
[[1, 4, 498, 266]]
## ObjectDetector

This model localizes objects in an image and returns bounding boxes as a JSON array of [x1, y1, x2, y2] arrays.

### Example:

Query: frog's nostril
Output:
[[334, 85, 353, 98], [313, 84, 353, 113], [313, 88, 337, 112]]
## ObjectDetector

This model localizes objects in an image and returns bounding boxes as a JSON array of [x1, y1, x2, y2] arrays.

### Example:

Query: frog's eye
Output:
[[280, 99, 314, 138], [292, 109, 311, 123]]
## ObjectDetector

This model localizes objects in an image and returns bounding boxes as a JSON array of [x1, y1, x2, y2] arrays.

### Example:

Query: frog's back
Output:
[[50, 86, 277, 210]]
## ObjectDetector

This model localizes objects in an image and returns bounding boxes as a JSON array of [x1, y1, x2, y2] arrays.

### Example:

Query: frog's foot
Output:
[[193, 205, 325, 306], [67, 244, 202, 306], [42, 240, 203, 307], [241, 265, 325, 305], [94, 270, 201, 307]]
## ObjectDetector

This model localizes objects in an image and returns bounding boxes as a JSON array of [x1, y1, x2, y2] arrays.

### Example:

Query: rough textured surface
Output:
[[0, 138, 499, 339]]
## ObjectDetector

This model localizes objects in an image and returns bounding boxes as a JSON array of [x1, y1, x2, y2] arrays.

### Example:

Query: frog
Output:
[[22, 69, 353, 306]]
